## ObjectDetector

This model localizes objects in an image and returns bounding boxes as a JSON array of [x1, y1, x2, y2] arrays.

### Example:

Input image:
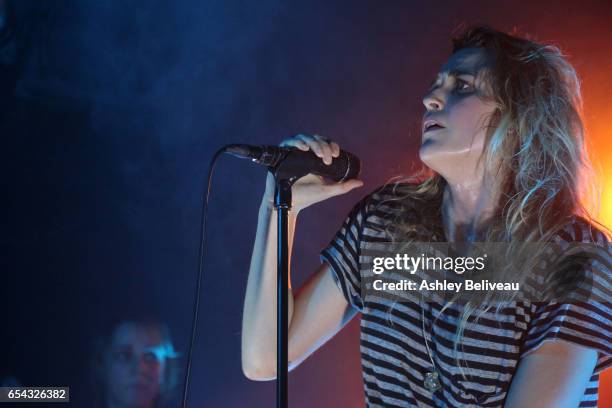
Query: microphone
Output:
[[224, 144, 361, 182]]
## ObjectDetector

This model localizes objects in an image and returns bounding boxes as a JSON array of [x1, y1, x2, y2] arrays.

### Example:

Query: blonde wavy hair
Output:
[[376, 25, 610, 378]]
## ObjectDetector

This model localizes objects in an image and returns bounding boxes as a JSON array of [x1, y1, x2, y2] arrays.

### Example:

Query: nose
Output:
[[422, 90, 444, 112], [129, 356, 153, 375]]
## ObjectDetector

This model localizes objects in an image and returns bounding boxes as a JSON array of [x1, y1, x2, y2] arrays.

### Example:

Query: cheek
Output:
[[446, 96, 496, 148], [141, 362, 164, 385], [108, 362, 131, 386], [149, 364, 163, 381], [105, 362, 132, 401]]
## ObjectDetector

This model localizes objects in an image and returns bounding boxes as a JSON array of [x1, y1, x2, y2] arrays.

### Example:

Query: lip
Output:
[[422, 118, 446, 133], [129, 383, 150, 390]]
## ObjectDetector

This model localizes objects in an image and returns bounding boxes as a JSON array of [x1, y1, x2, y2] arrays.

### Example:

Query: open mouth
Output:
[[423, 121, 445, 133]]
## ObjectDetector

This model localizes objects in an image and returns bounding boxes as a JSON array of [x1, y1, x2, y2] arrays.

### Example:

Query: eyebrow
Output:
[[429, 68, 477, 88]]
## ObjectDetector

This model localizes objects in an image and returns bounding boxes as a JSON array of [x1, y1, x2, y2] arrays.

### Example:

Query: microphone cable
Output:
[[180, 145, 230, 408]]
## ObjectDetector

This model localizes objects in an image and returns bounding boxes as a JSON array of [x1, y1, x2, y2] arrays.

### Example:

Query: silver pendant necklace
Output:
[[421, 292, 442, 393]]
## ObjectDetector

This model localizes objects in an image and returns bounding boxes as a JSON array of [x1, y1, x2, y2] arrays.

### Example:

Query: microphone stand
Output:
[[265, 149, 359, 408], [223, 144, 359, 408], [269, 158, 306, 408], [274, 177, 292, 408]]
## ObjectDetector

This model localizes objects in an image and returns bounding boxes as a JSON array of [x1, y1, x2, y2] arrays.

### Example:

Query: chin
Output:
[[418, 141, 438, 167], [418, 146, 457, 177]]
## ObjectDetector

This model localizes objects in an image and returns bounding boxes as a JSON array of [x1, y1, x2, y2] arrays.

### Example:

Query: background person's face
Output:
[[419, 47, 498, 181], [105, 323, 166, 408]]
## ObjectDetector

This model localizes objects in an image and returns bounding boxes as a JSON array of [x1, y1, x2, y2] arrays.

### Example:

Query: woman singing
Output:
[[240, 26, 611, 407]]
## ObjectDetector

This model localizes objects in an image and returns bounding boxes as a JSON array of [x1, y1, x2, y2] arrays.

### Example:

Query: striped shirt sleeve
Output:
[[319, 194, 371, 312], [521, 221, 612, 375], [522, 301, 611, 374]]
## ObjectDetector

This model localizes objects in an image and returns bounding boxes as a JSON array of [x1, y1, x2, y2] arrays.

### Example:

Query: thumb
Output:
[[324, 179, 364, 197]]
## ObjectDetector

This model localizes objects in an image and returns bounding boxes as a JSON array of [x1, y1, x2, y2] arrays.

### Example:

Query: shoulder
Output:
[[359, 180, 441, 215], [345, 182, 399, 218], [550, 216, 612, 267], [349, 180, 444, 240], [546, 216, 612, 298], [553, 216, 612, 246]]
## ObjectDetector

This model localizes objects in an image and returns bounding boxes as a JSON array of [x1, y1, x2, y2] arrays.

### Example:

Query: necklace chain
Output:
[[420, 291, 442, 393]]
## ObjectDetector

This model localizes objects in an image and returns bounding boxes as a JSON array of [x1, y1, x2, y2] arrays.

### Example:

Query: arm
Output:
[[240, 198, 297, 380], [241, 135, 364, 381], [504, 341, 597, 408]]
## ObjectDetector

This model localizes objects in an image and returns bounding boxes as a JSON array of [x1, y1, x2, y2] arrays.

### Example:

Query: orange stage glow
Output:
[[586, 129, 611, 408], [580, 49, 612, 408], [587, 121, 612, 228], [589, 150, 612, 406]]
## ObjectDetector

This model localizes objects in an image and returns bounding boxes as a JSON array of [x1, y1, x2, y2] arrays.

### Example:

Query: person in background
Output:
[[91, 316, 181, 408]]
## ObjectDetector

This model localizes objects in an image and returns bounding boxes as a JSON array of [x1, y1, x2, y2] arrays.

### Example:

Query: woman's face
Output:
[[105, 323, 167, 408], [419, 47, 498, 182]]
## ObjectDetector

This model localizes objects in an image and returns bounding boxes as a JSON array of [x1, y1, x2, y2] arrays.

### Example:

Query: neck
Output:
[[441, 172, 498, 242]]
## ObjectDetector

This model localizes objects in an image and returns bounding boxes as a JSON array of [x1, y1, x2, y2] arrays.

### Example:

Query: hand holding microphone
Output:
[[262, 134, 364, 213]]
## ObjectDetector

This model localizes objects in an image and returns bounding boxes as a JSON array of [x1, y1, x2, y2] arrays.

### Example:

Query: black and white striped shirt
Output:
[[320, 183, 611, 407]]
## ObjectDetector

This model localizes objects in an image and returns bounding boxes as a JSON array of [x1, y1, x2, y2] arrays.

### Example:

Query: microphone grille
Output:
[[341, 150, 361, 182]]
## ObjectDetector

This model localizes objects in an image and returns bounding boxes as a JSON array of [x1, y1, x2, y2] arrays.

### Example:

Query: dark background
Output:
[[1, 1, 611, 407]]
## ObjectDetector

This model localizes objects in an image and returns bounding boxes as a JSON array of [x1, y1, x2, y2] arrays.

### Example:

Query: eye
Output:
[[455, 79, 474, 93], [112, 350, 133, 363], [142, 352, 160, 364]]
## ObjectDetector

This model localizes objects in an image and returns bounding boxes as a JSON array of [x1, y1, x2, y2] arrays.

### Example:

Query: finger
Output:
[[313, 134, 331, 143], [322, 179, 364, 197], [330, 141, 340, 157], [280, 138, 309, 150], [295, 134, 325, 159], [294, 140, 309, 150], [343, 179, 364, 190], [313, 135, 334, 165]]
